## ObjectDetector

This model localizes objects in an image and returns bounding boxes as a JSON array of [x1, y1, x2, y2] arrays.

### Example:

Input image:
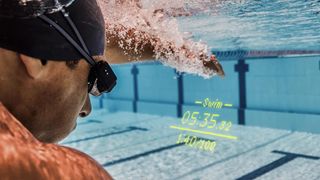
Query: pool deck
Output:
[[61, 110, 320, 180]]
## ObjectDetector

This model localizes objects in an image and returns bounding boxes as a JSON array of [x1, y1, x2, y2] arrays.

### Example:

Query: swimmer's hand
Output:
[[202, 55, 225, 78]]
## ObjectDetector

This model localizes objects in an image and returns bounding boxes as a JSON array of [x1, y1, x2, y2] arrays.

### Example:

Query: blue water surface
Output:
[[179, 0, 320, 51]]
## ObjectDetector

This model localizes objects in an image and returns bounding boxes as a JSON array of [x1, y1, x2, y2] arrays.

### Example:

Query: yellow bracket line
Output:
[[195, 101, 203, 104], [170, 125, 238, 140], [224, 104, 233, 107]]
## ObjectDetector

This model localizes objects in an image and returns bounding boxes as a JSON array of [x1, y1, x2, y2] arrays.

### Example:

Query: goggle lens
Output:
[[88, 61, 117, 96]]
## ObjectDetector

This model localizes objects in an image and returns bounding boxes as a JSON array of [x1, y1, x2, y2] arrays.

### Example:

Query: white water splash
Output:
[[98, 0, 221, 78]]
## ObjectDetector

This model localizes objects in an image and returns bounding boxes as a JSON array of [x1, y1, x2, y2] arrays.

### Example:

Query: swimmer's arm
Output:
[[105, 29, 203, 63], [105, 26, 225, 77], [105, 34, 155, 64]]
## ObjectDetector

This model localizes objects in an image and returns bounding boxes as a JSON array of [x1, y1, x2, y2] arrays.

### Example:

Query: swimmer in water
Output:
[[0, 0, 224, 179]]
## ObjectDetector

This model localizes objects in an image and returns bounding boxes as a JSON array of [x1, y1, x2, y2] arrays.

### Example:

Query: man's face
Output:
[[29, 60, 92, 143], [0, 49, 94, 143]]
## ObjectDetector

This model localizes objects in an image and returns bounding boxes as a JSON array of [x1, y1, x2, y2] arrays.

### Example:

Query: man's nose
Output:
[[79, 94, 92, 118]]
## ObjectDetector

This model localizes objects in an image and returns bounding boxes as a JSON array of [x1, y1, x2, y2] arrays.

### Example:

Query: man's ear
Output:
[[19, 54, 44, 79]]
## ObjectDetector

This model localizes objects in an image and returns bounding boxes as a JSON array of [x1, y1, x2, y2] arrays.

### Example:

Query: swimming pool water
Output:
[[179, 0, 320, 51], [62, 110, 320, 179]]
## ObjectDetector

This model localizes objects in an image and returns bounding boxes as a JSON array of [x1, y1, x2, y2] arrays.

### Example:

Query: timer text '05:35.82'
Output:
[[181, 111, 232, 131]]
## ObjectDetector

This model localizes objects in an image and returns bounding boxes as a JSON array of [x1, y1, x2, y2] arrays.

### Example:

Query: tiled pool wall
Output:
[[90, 51, 320, 134]]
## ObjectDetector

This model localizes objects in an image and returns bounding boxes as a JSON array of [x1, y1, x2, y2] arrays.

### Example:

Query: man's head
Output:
[[0, 48, 92, 143], [0, 0, 115, 143]]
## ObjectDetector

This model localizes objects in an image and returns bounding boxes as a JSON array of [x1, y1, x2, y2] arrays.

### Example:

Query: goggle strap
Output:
[[61, 8, 90, 54], [39, 14, 96, 66]]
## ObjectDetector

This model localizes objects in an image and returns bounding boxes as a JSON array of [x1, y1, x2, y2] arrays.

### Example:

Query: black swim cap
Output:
[[0, 0, 105, 61]]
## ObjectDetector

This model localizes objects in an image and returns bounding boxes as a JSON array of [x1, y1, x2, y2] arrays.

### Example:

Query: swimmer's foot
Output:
[[203, 55, 225, 78]]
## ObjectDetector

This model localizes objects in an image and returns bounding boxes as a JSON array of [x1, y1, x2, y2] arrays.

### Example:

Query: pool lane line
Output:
[[169, 125, 238, 140], [235, 59, 249, 125], [77, 119, 102, 126], [103, 136, 216, 168], [63, 115, 172, 146], [90, 131, 190, 157], [103, 142, 186, 167], [62, 126, 148, 144], [236, 150, 320, 180], [72, 115, 164, 136], [174, 132, 293, 180]]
